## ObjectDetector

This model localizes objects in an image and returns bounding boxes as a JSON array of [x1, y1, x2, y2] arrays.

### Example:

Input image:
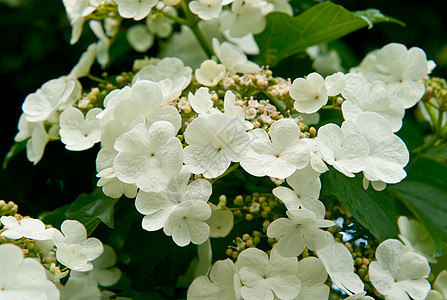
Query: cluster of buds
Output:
[[231, 192, 284, 222], [0, 200, 18, 216], [226, 231, 263, 260]]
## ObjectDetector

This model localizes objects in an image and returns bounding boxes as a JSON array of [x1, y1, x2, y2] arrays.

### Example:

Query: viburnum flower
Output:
[[240, 119, 310, 179], [132, 57, 192, 104], [295, 257, 330, 300], [55, 273, 101, 300], [127, 24, 154, 53], [286, 165, 322, 203], [341, 112, 409, 184], [14, 115, 49, 164], [315, 123, 369, 177], [135, 167, 212, 246], [187, 258, 241, 300], [235, 248, 301, 300], [62, 0, 99, 44], [89, 20, 110, 68], [267, 208, 334, 257], [147, 4, 177, 38], [53, 220, 104, 272], [212, 38, 261, 74], [290, 72, 345, 114], [272, 186, 325, 219], [427, 270, 447, 300], [397, 216, 437, 263], [188, 87, 220, 115], [59, 107, 102, 151], [68, 43, 97, 78], [220, 0, 266, 38], [189, 0, 224, 20], [115, 0, 157, 20], [317, 238, 365, 295], [22, 77, 81, 122], [183, 114, 250, 178], [206, 203, 234, 238], [195, 60, 226, 87], [369, 239, 431, 300], [0, 216, 55, 241], [344, 292, 375, 300], [223, 90, 254, 130], [113, 121, 183, 193], [0, 244, 59, 300], [355, 43, 433, 108], [303, 139, 329, 174], [341, 73, 405, 132]]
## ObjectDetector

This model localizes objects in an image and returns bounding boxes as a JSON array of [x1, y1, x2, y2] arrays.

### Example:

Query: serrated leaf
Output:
[[65, 188, 118, 233], [321, 170, 399, 241], [3, 141, 26, 170], [390, 156, 447, 254], [255, 1, 404, 66]]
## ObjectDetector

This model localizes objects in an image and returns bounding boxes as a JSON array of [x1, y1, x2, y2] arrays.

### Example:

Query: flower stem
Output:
[[88, 74, 109, 84], [210, 163, 240, 184]]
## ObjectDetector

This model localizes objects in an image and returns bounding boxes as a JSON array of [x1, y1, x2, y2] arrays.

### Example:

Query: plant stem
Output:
[[162, 12, 190, 26], [88, 74, 109, 84], [210, 163, 240, 184]]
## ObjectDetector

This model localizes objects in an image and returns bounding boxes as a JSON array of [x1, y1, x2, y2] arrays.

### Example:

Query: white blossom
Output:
[[212, 38, 261, 74], [235, 248, 301, 300], [427, 270, 447, 300], [132, 57, 192, 104], [56, 273, 101, 300], [127, 24, 154, 52], [68, 43, 97, 78], [135, 167, 212, 246], [147, 4, 176, 38], [267, 208, 334, 257], [62, 0, 99, 44], [115, 0, 157, 20], [273, 186, 325, 219], [59, 107, 102, 151], [195, 60, 226, 87], [295, 257, 330, 300], [369, 239, 431, 300], [113, 121, 183, 193], [220, 0, 266, 38], [398, 216, 437, 263], [15, 115, 49, 164], [316, 123, 369, 177], [341, 112, 409, 184], [183, 114, 250, 178], [189, 0, 224, 20], [22, 77, 81, 122], [0, 216, 55, 241], [0, 244, 59, 299], [53, 220, 104, 272], [240, 119, 310, 179], [206, 203, 234, 238], [89, 20, 110, 68], [188, 87, 220, 115]]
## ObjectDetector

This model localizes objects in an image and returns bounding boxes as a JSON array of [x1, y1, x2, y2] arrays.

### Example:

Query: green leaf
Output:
[[422, 143, 447, 165], [390, 156, 447, 254], [65, 188, 118, 233], [3, 141, 26, 170], [255, 1, 404, 66], [321, 170, 399, 241]]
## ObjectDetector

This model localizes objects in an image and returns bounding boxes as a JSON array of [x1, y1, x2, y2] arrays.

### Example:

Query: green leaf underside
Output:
[[65, 188, 118, 233], [3, 141, 26, 170], [321, 170, 399, 242], [390, 156, 447, 254], [255, 1, 404, 66]]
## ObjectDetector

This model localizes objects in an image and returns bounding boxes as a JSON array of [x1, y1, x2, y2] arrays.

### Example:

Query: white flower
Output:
[[62, 0, 99, 44], [212, 38, 261, 74], [147, 4, 176, 38], [127, 24, 154, 53], [286, 165, 322, 206], [344, 292, 374, 300], [132, 57, 192, 104], [189, 0, 223, 20], [15, 115, 49, 164], [220, 0, 266, 38], [304, 139, 329, 173], [59, 107, 102, 151], [273, 186, 325, 219], [427, 270, 447, 300], [0, 216, 55, 241], [341, 73, 405, 132], [195, 60, 226, 87], [89, 20, 110, 68], [267, 208, 334, 257], [240, 119, 310, 179], [295, 257, 330, 300], [235, 248, 301, 300], [88, 245, 121, 286], [397, 216, 437, 263], [0, 244, 59, 299], [113, 121, 183, 193], [315, 123, 369, 177], [184, 114, 250, 178], [53, 220, 104, 272], [68, 43, 97, 78], [356, 43, 432, 109], [316, 238, 364, 295], [224, 90, 254, 130], [187, 258, 242, 300], [222, 30, 260, 55], [115, 0, 157, 20], [56, 274, 101, 300], [341, 112, 409, 184], [135, 166, 212, 246], [22, 77, 81, 122], [369, 239, 431, 300], [206, 203, 234, 238], [290, 72, 345, 114], [188, 87, 220, 115]]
